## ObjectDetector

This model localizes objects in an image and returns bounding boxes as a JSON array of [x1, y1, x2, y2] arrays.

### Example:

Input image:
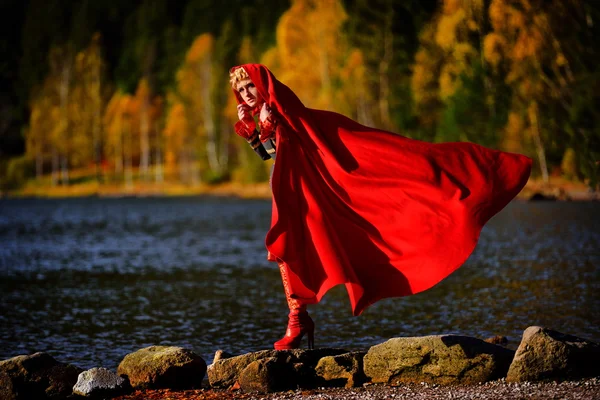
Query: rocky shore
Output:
[[112, 379, 600, 400], [1, 326, 599, 400]]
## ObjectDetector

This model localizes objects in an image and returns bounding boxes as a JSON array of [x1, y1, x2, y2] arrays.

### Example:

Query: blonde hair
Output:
[[229, 67, 250, 90]]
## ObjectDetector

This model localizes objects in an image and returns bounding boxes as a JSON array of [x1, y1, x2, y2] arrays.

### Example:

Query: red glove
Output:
[[234, 118, 257, 141], [258, 117, 277, 142], [258, 103, 278, 142]]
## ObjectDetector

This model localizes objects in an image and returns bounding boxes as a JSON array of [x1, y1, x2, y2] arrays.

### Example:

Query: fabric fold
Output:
[[232, 64, 532, 316]]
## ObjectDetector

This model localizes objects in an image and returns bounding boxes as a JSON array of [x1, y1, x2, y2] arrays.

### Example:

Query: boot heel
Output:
[[274, 311, 316, 350]]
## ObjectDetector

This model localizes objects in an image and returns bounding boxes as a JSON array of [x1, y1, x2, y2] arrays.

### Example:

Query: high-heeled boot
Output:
[[274, 262, 315, 350]]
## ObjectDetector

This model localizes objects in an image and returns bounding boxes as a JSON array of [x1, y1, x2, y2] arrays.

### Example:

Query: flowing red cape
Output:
[[233, 64, 532, 316]]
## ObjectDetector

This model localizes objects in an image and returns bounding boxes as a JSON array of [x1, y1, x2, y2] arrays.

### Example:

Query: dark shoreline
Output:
[[2, 178, 598, 201]]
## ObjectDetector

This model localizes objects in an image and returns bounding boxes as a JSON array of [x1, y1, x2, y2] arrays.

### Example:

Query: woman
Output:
[[229, 64, 531, 351]]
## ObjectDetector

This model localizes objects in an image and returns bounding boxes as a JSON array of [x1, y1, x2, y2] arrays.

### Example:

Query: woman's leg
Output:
[[274, 261, 314, 350]]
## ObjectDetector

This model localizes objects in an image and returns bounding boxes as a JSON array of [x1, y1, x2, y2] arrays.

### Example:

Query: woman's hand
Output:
[[259, 103, 272, 123], [237, 104, 251, 121], [258, 103, 277, 143], [236, 103, 256, 134]]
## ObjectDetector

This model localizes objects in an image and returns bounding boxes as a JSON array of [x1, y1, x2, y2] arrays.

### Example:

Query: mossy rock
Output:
[[207, 348, 348, 389], [0, 352, 82, 400], [507, 326, 600, 382], [315, 351, 367, 388], [117, 346, 206, 389], [364, 335, 514, 385]]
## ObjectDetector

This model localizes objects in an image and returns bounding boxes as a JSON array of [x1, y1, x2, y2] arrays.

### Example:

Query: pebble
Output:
[[114, 378, 600, 400], [261, 377, 600, 400]]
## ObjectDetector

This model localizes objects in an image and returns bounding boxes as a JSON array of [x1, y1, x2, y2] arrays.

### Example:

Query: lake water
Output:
[[0, 197, 598, 370]]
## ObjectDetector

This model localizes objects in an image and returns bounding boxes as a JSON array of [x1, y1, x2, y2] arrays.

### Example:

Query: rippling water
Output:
[[1, 197, 599, 370]]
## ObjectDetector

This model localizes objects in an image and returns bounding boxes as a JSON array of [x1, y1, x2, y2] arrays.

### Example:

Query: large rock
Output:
[[237, 357, 294, 393], [507, 326, 600, 382], [207, 348, 348, 390], [208, 350, 279, 389], [0, 352, 82, 400], [315, 351, 367, 388], [364, 335, 514, 385], [117, 346, 206, 389], [72, 367, 131, 398]]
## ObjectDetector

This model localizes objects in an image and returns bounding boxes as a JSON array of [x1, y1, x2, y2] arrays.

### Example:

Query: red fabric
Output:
[[234, 120, 255, 140], [232, 64, 532, 316], [258, 118, 276, 142]]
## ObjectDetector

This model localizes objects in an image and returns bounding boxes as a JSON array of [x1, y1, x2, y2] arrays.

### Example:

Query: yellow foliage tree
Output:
[[410, 23, 444, 133], [69, 53, 94, 169], [163, 92, 200, 184], [484, 0, 576, 181], [26, 78, 59, 179], [163, 100, 187, 173], [411, 0, 486, 142], [175, 33, 224, 180], [103, 91, 135, 183], [69, 34, 106, 170], [25, 36, 106, 183], [79, 33, 105, 177], [262, 0, 367, 116], [412, 0, 483, 106], [48, 44, 74, 185]]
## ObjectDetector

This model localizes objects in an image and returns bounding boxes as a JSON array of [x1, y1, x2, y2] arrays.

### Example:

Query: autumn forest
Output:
[[1, 0, 599, 193]]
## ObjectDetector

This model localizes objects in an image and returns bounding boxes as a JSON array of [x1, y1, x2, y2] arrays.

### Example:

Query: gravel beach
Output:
[[115, 377, 600, 400]]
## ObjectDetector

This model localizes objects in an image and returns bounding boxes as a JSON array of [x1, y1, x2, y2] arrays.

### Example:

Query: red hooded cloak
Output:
[[232, 64, 532, 316]]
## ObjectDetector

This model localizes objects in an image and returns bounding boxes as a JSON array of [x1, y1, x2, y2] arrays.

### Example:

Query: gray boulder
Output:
[[364, 335, 514, 385], [0, 352, 82, 400], [237, 357, 294, 393], [208, 350, 279, 389], [117, 346, 206, 389], [315, 351, 367, 388], [207, 348, 348, 390], [507, 326, 600, 382], [72, 367, 131, 398]]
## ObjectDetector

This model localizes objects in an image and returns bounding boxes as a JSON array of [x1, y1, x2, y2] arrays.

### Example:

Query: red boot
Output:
[[274, 262, 315, 350], [274, 310, 314, 350]]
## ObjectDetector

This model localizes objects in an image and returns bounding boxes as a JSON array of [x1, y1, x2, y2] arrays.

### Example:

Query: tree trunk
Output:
[[202, 56, 220, 174], [218, 117, 230, 176], [379, 16, 393, 129], [139, 37, 156, 182], [115, 134, 123, 177], [357, 91, 374, 127], [94, 131, 102, 182], [318, 31, 331, 100], [58, 56, 71, 186], [477, 5, 495, 120], [154, 121, 163, 184], [36, 153, 43, 179], [60, 155, 69, 185], [379, 38, 391, 129], [528, 103, 549, 183], [139, 94, 150, 181], [190, 146, 200, 185], [179, 150, 187, 183], [92, 71, 102, 182], [124, 120, 133, 189], [51, 147, 59, 186], [115, 113, 123, 179], [155, 148, 163, 183]]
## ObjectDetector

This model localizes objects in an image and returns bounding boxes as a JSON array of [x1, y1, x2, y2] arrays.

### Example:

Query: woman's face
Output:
[[236, 79, 262, 108]]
